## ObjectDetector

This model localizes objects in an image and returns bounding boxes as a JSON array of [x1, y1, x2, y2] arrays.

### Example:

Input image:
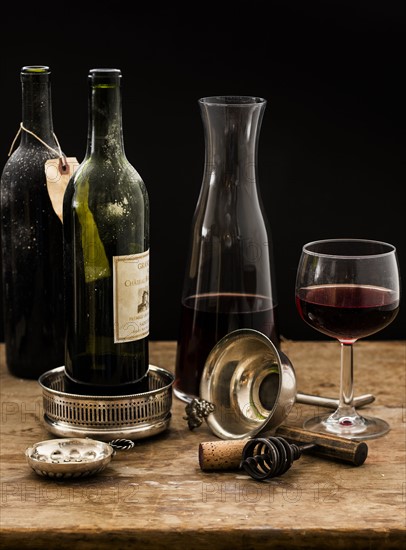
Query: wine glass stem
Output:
[[338, 342, 356, 414]]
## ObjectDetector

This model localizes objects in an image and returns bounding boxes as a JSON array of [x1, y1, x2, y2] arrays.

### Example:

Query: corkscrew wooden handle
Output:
[[274, 425, 368, 466], [199, 425, 368, 471]]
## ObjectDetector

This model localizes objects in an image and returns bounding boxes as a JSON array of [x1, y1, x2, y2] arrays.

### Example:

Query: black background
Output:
[[1, 1, 405, 342]]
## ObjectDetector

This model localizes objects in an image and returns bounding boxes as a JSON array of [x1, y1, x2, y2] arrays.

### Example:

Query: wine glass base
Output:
[[303, 413, 390, 441]]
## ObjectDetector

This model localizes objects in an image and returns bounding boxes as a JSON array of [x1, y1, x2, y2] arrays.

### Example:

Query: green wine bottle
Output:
[[63, 68, 150, 392]]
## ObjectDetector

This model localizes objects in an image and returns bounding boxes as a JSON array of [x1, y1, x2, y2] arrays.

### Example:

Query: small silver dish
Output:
[[39, 365, 174, 441], [25, 438, 114, 479]]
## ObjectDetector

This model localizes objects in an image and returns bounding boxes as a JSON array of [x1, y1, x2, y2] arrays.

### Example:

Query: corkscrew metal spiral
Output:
[[240, 436, 315, 481]]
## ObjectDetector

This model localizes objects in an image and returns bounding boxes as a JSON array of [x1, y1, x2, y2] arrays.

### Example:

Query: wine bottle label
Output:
[[45, 157, 80, 222], [113, 250, 150, 343]]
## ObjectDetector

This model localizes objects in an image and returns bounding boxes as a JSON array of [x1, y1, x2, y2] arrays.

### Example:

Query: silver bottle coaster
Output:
[[38, 365, 174, 441]]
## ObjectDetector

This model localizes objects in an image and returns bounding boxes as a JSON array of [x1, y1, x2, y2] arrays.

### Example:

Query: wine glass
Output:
[[295, 239, 401, 440]]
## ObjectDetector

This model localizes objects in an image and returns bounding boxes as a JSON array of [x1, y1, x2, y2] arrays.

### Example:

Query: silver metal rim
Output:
[[42, 413, 172, 441]]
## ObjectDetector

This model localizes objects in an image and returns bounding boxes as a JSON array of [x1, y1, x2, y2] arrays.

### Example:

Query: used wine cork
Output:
[[199, 425, 368, 471], [199, 440, 246, 471]]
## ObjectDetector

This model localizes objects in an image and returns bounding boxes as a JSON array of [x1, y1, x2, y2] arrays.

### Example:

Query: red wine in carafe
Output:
[[174, 292, 279, 398]]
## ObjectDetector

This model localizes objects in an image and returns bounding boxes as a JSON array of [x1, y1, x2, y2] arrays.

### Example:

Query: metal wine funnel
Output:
[[199, 329, 297, 440], [197, 328, 374, 440]]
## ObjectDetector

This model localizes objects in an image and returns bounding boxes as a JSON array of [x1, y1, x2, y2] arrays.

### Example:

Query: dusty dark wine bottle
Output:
[[63, 68, 150, 393], [0, 66, 65, 379]]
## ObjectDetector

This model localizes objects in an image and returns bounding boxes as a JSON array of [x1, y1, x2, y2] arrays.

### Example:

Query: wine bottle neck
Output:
[[20, 66, 54, 147], [199, 97, 266, 188], [88, 69, 125, 157]]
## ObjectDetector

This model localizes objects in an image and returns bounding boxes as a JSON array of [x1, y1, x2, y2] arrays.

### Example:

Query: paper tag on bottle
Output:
[[45, 157, 79, 222]]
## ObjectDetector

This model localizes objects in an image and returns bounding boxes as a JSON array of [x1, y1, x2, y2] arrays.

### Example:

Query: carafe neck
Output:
[[199, 96, 266, 187]]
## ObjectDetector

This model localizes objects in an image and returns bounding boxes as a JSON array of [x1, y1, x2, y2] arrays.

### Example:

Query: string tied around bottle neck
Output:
[[8, 122, 67, 170]]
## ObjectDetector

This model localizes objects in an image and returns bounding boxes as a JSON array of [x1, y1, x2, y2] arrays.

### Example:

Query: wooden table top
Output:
[[1, 339, 405, 549]]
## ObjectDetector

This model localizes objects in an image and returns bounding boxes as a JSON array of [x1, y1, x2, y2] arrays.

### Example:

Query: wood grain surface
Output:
[[1, 340, 405, 549]]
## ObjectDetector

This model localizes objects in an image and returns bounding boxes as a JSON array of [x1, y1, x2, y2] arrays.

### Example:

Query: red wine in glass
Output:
[[296, 284, 400, 344]]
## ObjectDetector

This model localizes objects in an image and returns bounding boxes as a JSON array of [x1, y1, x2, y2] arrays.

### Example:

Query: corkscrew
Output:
[[199, 425, 368, 482]]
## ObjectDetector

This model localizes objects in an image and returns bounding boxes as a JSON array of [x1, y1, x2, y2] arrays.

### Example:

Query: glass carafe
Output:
[[174, 95, 280, 401]]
